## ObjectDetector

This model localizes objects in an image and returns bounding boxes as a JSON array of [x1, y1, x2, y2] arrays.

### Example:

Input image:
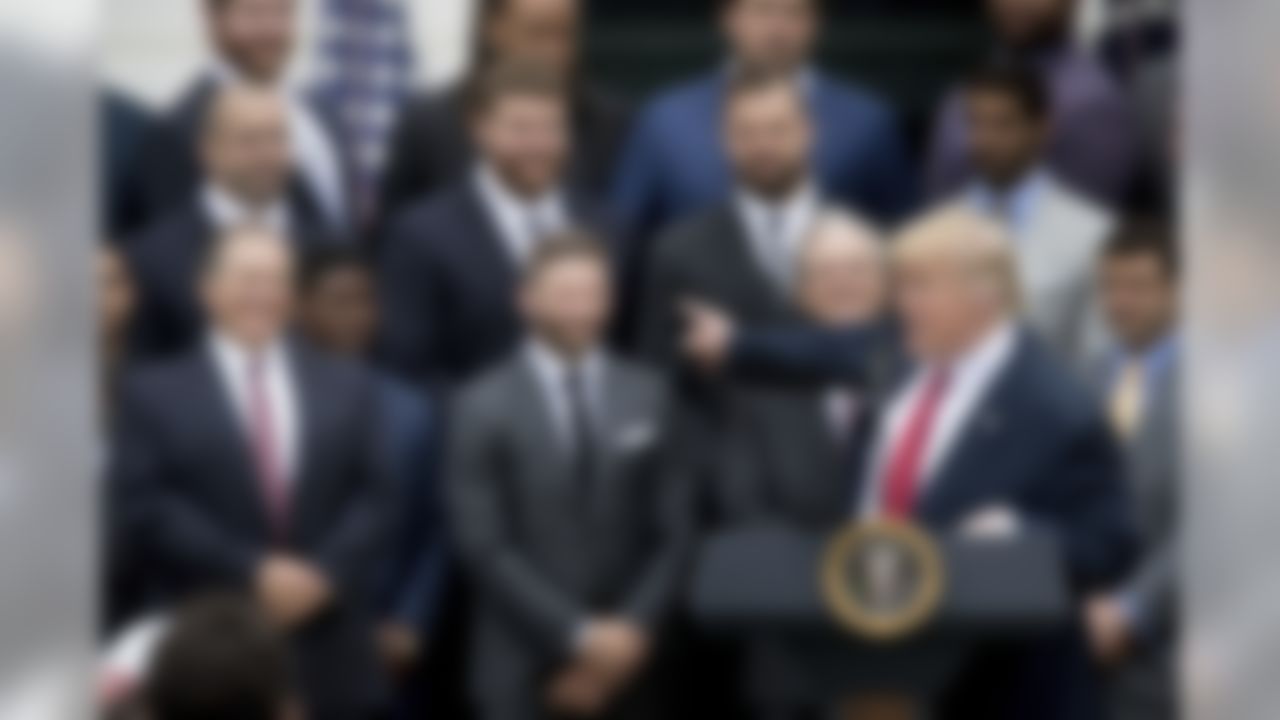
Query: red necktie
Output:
[[880, 369, 951, 518], [247, 355, 288, 537]]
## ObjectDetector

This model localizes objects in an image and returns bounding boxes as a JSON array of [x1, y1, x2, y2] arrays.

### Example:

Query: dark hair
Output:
[[145, 595, 291, 720], [466, 61, 569, 120], [523, 229, 609, 283], [722, 66, 806, 115], [299, 245, 373, 294], [1104, 217, 1178, 278], [962, 61, 1050, 121]]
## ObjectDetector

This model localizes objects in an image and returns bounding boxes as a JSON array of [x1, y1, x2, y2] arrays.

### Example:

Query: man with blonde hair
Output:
[[689, 206, 1135, 719]]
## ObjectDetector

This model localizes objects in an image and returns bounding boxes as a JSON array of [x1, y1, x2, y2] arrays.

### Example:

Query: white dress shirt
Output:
[[211, 60, 347, 229], [525, 340, 606, 451], [858, 321, 1018, 516], [735, 181, 821, 292], [201, 183, 291, 236], [209, 334, 301, 487], [475, 165, 570, 265]]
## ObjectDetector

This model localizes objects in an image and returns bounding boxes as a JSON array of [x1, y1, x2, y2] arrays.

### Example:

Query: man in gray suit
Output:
[[448, 232, 693, 720], [1083, 219, 1179, 720], [956, 62, 1114, 365]]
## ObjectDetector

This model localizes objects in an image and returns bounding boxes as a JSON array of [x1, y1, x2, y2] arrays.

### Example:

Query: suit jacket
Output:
[[722, 324, 1136, 718], [109, 343, 391, 718], [376, 375, 447, 639], [638, 202, 801, 366], [139, 75, 352, 234], [379, 80, 631, 221], [376, 180, 609, 386], [125, 196, 335, 358], [446, 351, 693, 709], [102, 89, 156, 238], [1087, 349, 1178, 720], [959, 174, 1115, 364], [717, 387, 862, 530], [612, 69, 915, 282]]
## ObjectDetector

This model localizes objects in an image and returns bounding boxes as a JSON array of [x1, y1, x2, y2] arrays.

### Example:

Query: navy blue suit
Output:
[[376, 376, 446, 640], [125, 196, 335, 358], [109, 344, 391, 720], [377, 180, 609, 387], [733, 324, 1135, 719], [140, 75, 351, 233], [612, 70, 915, 272]]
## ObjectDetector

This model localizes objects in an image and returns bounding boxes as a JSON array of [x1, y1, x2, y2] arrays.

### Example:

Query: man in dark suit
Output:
[[613, 0, 914, 260], [639, 69, 822, 366], [295, 247, 447, 716], [1083, 220, 1179, 720], [110, 227, 389, 720], [102, 89, 156, 238], [128, 85, 337, 358], [379, 63, 607, 387], [685, 207, 1135, 719], [142, 0, 350, 232], [448, 234, 693, 720], [380, 0, 629, 220]]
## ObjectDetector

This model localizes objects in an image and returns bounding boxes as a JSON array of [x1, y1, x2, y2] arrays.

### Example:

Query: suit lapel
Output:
[[459, 183, 520, 287], [287, 346, 323, 535], [510, 358, 572, 481]]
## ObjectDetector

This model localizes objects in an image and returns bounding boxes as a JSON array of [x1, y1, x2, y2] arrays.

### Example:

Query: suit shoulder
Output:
[[385, 184, 470, 246], [1045, 177, 1115, 234], [817, 74, 896, 122], [640, 74, 718, 126], [117, 350, 205, 405], [452, 357, 522, 411], [1014, 338, 1102, 430]]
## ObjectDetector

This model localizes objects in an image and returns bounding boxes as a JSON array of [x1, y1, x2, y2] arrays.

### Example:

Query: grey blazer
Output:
[[1089, 351, 1179, 720], [446, 351, 694, 708]]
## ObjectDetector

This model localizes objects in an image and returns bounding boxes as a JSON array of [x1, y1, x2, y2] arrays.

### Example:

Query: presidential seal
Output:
[[820, 519, 945, 642]]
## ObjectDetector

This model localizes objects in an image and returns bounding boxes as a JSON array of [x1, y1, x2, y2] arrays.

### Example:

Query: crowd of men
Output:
[[99, 0, 1179, 719]]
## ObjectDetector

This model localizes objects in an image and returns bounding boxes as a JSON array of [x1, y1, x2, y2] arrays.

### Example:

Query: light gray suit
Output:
[[447, 350, 694, 720], [1089, 351, 1179, 720], [960, 173, 1115, 365]]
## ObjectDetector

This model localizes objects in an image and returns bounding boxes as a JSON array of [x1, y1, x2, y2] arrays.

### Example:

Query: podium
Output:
[[689, 523, 1071, 713]]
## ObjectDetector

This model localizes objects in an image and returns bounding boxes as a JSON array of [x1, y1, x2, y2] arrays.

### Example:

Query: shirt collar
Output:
[[735, 180, 820, 225], [474, 164, 564, 217], [965, 167, 1048, 236], [925, 319, 1019, 386], [201, 184, 289, 234], [208, 331, 288, 375], [1114, 332, 1178, 376], [525, 338, 605, 388]]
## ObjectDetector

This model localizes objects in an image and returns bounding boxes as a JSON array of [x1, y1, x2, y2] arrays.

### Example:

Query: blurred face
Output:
[[487, 0, 579, 76], [1099, 252, 1177, 351], [475, 94, 570, 196], [986, 0, 1073, 48], [201, 235, 295, 348], [201, 89, 291, 205], [796, 227, 886, 326], [207, 0, 296, 82], [965, 89, 1047, 187], [97, 246, 135, 343], [724, 83, 813, 198], [520, 256, 612, 357], [895, 255, 1000, 361], [298, 265, 378, 357], [722, 0, 818, 74]]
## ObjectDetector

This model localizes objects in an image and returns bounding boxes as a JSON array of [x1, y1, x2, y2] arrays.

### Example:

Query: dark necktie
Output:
[[564, 366, 597, 504]]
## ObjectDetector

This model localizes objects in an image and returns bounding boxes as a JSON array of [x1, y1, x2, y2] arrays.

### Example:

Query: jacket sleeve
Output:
[[729, 324, 883, 386], [447, 390, 588, 659], [1031, 415, 1139, 591]]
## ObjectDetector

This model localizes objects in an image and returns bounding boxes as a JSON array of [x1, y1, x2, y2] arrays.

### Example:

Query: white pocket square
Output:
[[614, 422, 657, 453]]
